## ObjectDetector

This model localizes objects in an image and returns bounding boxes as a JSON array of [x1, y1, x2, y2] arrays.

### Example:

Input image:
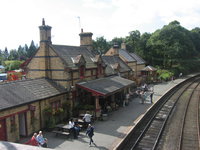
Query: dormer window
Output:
[[80, 65, 85, 79]]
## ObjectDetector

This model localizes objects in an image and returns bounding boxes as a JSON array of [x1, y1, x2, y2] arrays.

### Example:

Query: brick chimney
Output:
[[38, 18, 52, 79], [112, 42, 120, 55], [121, 42, 126, 50], [79, 28, 93, 51], [39, 18, 52, 44]]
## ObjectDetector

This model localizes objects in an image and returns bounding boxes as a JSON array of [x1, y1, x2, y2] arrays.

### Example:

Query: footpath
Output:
[[20, 78, 186, 150]]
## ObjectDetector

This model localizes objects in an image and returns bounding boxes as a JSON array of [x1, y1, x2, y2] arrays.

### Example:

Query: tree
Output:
[[147, 20, 197, 74], [3, 47, 9, 60], [138, 32, 151, 62], [4, 60, 24, 71], [191, 27, 200, 54], [27, 40, 37, 58], [125, 30, 141, 53], [92, 36, 111, 54], [17, 45, 27, 60], [8, 49, 18, 60]]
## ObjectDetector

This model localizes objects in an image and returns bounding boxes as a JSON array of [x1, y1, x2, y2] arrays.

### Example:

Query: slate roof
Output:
[[76, 76, 134, 96], [51, 45, 97, 69], [119, 49, 136, 62], [0, 78, 66, 111], [130, 53, 146, 64], [102, 56, 132, 75]]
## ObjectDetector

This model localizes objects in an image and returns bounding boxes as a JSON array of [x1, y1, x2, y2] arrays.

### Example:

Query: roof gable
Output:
[[71, 54, 86, 66], [102, 55, 132, 75], [51, 45, 96, 69]]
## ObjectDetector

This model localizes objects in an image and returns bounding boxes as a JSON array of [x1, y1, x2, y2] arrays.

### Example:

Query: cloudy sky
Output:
[[0, 0, 200, 50]]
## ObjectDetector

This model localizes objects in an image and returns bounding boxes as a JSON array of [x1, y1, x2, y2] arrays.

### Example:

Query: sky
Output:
[[1, 0, 200, 50]]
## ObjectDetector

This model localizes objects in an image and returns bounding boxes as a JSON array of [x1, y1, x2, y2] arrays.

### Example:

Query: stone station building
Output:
[[0, 19, 134, 142]]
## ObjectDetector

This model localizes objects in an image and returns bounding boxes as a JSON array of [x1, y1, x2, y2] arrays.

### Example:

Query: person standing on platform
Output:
[[150, 92, 154, 103], [86, 124, 96, 147], [140, 91, 145, 104], [149, 86, 154, 103], [83, 111, 92, 128]]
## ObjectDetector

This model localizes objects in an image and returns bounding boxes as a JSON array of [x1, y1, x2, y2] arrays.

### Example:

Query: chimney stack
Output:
[[79, 28, 93, 51], [39, 18, 52, 44], [121, 42, 126, 50], [112, 42, 119, 55]]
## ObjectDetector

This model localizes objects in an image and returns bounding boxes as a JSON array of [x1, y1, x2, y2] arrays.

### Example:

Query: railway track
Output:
[[116, 75, 200, 150]]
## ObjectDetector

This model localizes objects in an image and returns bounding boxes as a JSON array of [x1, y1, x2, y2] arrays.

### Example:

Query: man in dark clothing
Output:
[[150, 92, 154, 103], [86, 124, 96, 147]]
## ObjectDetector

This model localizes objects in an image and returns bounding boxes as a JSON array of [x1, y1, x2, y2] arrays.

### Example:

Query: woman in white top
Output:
[[83, 111, 92, 127], [69, 118, 77, 139]]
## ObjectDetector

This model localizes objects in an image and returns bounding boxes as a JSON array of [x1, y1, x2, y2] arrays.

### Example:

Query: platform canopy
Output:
[[76, 76, 135, 97]]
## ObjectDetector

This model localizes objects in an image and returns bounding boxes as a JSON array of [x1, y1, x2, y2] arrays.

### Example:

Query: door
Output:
[[18, 113, 27, 137], [0, 119, 7, 141]]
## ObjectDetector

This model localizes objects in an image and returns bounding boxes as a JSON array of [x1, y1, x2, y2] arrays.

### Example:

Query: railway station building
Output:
[[105, 43, 146, 85], [0, 19, 134, 142]]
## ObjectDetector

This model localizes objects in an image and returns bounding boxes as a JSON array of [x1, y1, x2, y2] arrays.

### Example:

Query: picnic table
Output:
[[52, 124, 71, 137]]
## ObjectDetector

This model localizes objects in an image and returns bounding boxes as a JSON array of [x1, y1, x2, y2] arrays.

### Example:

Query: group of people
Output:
[[136, 83, 154, 104], [26, 112, 95, 147], [68, 111, 95, 146], [25, 131, 47, 147], [69, 118, 81, 139]]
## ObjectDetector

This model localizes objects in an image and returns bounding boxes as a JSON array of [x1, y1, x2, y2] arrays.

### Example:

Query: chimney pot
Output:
[[42, 18, 45, 26]]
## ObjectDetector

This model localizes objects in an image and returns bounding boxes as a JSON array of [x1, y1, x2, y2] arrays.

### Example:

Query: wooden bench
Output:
[[52, 130, 70, 137]]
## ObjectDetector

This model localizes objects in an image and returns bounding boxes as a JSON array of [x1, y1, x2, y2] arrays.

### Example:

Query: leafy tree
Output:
[[125, 30, 141, 53], [92, 36, 111, 54], [137, 32, 151, 63], [4, 60, 24, 71], [191, 27, 200, 54], [147, 20, 196, 72]]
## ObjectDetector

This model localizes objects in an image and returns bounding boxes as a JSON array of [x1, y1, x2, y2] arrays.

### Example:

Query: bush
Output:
[[157, 69, 174, 81], [4, 60, 24, 71]]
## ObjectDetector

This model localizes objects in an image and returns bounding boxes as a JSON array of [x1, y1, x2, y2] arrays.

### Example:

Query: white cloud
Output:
[[0, 0, 200, 50]]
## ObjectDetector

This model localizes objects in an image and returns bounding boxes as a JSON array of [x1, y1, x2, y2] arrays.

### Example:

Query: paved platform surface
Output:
[[19, 78, 186, 150]]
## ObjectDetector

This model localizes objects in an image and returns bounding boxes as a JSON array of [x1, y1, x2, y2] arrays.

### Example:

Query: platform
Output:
[[18, 77, 186, 150]]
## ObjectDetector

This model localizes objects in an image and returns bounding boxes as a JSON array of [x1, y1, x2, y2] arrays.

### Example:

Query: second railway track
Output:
[[116, 75, 200, 150]]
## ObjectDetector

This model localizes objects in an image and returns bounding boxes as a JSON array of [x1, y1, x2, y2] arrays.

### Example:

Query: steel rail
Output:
[[115, 75, 200, 150], [178, 81, 200, 150], [198, 88, 200, 150], [132, 78, 199, 150]]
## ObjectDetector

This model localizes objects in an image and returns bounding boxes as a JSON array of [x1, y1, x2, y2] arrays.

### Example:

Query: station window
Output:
[[51, 100, 61, 111], [80, 65, 85, 79]]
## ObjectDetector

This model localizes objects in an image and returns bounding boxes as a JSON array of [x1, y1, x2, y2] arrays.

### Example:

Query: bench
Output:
[[52, 130, 70, 137]]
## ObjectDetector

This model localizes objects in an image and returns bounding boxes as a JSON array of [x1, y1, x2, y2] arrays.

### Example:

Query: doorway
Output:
[[0, 119, 7, 141], [18, 113, 27, 137]]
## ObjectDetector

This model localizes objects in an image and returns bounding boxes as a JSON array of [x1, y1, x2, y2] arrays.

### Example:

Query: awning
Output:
[[76, 76, 135, 96]]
